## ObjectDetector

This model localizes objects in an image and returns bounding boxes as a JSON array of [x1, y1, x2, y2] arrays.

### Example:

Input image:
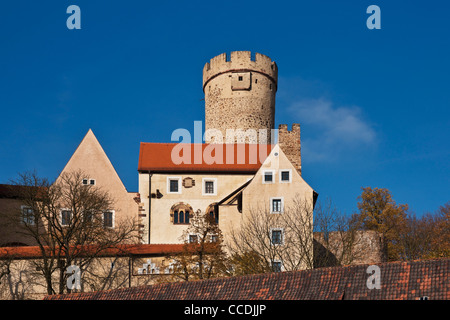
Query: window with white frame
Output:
[[103, 210, 115, 228], [189, 234, 198, 243], [167, 177, 181, 194], [202, 178, 217, 196], [21, 206, 35, 225], [270, 197, 284, 213], [262, 170, 275, 184], [279, 169, 292, 183], [271, 228, 284, 245], [82, 178, 96, 186], [60, 209, 72, 226], [271, 260, 283, 272]]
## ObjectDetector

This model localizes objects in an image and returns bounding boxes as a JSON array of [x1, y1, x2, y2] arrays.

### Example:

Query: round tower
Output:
[[203, 51, 278, 144]]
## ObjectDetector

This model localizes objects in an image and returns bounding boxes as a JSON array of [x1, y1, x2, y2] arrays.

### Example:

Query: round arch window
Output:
[[170, 203, 193, 225]]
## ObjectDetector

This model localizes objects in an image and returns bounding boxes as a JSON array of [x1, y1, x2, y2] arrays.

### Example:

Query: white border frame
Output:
[[202, 178, 217, 196], [279, 169, 292, 183], [271, 259, 284, 272], [262, 169, 276, 184], [270, 197, 284, 214], [270, 228, 285, 245]]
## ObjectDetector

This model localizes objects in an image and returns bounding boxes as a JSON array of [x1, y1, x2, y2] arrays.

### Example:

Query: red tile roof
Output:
[[0, 244, 185, 260], [138, 143, 273, 172], [44, 258, 450, 300]]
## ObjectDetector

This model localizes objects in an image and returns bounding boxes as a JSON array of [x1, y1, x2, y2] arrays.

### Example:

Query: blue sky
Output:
[[0, 0, 449, 217]]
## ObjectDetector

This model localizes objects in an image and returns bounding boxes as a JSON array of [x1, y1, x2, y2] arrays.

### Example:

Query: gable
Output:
[[56, 129, 128, 193]]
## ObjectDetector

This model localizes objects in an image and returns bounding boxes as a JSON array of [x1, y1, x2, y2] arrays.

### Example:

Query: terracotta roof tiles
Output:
[[44, 258, 450, 300]]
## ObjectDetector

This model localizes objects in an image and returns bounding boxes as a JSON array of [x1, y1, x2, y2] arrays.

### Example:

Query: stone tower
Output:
[[203, 51, 278, 144]]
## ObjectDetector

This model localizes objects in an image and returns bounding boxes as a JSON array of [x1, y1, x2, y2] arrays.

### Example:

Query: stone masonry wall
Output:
[[278, 124, 302, 175], [203, 51, 277, 144]]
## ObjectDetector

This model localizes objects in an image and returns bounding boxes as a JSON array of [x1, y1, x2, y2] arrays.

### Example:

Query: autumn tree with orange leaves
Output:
[[353, 187, 408, 261]]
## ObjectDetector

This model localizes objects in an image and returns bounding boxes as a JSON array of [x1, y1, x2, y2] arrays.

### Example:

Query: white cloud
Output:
[[287, 97, 376, 162]]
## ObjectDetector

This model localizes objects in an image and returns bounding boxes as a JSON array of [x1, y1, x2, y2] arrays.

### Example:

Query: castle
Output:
[[136, 52, 316, 258], [0, 51, 318, 271]]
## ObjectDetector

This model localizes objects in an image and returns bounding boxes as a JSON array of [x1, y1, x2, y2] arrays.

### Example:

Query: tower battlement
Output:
[[278, 124, 302, 175], [203, 51, 278, 92]]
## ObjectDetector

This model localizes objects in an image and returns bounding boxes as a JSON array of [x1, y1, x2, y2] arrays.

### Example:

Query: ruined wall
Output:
[[314, 230, 386, 267], [203, 51, 278, 144], [278, 124, 301, 175]]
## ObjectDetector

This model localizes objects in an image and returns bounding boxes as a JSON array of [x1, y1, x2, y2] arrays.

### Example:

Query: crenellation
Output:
[[278, 124, 302, 175], [204, 51, 278, 143]]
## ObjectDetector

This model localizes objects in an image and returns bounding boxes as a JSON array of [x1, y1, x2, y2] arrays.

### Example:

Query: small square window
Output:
[[272, 261, 282, 272], [82, 179, 88, 185], [189, 235, 198, 243], [280, 170, 291, 183], [238, 76, 243, 81], [90, 179, 96, 185], [167, 177, 181, 194], [262, 170, 274, 184], [271, 229, 283, 245], [202, 178, 217, 196]]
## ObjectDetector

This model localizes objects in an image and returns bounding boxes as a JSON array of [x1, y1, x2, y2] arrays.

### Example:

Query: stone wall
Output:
[[203, 51, 277, 144], [278, 124, 302, 175]]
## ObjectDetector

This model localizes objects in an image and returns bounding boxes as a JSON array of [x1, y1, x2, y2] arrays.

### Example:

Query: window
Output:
[[173, 209, 190, 225], [238, 76, 243, 81], [205, 181, 214, 194], [189, 234, 198, 243], [170, 180, 179, 192], [167, 177, 181, 194], [206, 203, 218, 224], [170, 203, 193, 225], [103, 211, 114, 228], [21, 206, 35, 225], [61, 210, 72, 226], [82, 178, 95, 186], [271, 229, 284, 245], [270, 197, 284, 213], [84, 210, 94, 223], [210, 235, 218, 243], [262, 170, 275, 184], [202, 178, 217, 196], [271, 261, 283, 272], [279, 169, 292, 183]]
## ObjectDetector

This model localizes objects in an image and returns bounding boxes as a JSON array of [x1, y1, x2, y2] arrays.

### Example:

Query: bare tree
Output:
[[227, 194, 315, 274], [2, 170, 138, 296], [313, 198, 365, 267], [227, 195, 367, 275], [161, 209, 228, 282]]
